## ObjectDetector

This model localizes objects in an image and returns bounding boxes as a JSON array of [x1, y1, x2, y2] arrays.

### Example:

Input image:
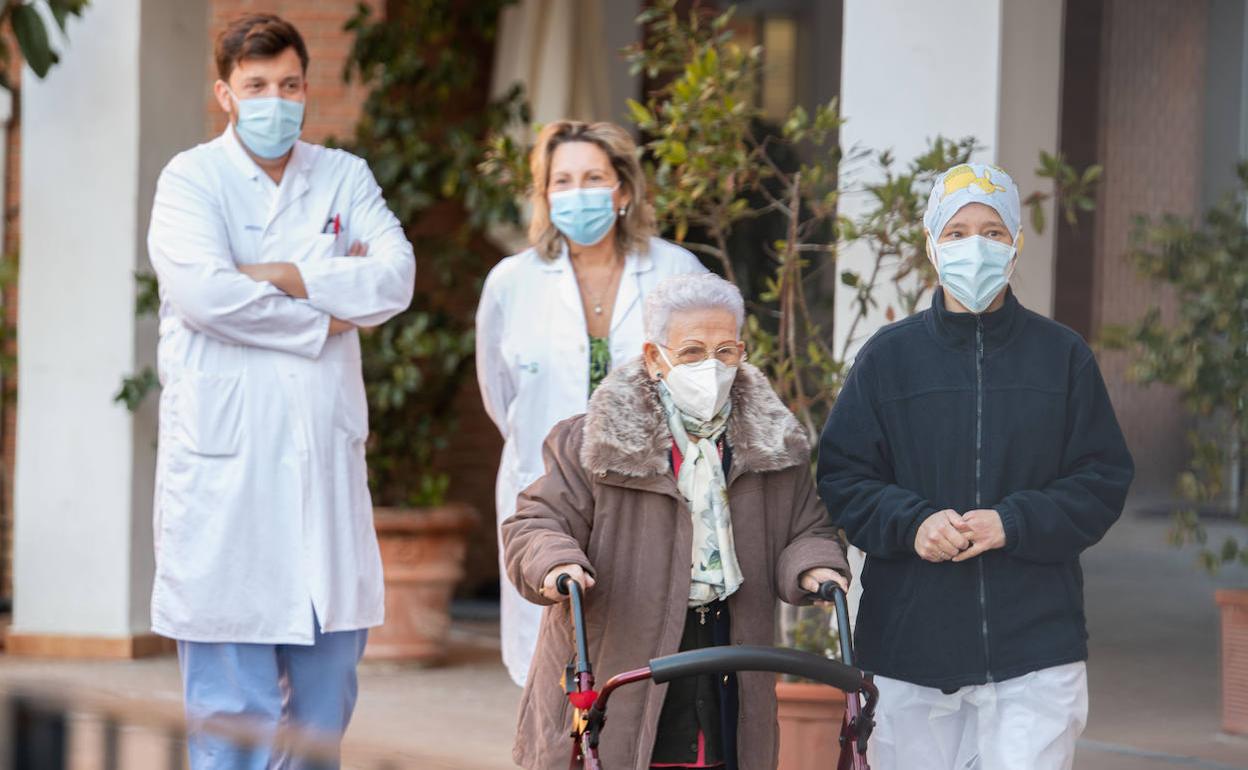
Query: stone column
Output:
[[836, 0, 1064, 357], [9, 0, 206, 657]]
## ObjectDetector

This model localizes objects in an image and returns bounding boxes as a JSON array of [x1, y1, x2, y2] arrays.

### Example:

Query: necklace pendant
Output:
[[594, 304, 603, 315]]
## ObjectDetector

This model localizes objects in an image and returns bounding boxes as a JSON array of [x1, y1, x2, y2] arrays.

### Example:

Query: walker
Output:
[[556, 576, 877, 769]]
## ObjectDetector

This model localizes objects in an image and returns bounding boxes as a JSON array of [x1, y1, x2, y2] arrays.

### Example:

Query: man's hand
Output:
[[914, 509, 973, 563], [328, 318, 355, 335], [540, 563, 594, 602], [238, 262, 308, 299], [347, 240, 368, 257], [237, 262, 276, 283], [951, 509, 1007, 562], [799, 567, 849, 605], [240, 263, 354, 335]]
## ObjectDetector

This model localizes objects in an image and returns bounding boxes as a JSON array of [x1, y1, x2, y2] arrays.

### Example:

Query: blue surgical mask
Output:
[[549, 185, 619, 246], [933, 235, 1017, 314], [228, 88, 304, 160]]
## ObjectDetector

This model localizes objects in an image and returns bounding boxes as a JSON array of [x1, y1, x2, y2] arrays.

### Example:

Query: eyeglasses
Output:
[[660, 342, 746, 366]]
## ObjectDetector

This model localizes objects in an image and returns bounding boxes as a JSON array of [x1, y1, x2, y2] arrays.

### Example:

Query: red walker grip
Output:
[[567, 690, 598, 710]]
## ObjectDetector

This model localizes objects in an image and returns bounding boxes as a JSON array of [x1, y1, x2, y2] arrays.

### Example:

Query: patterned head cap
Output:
[[924, 163, 1021, 241]]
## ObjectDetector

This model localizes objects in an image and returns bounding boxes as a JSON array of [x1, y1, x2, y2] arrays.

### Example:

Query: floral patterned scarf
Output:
[[659, 383, 744, 607]]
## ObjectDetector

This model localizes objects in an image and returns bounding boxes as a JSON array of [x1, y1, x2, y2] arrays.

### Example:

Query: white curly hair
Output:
[[644, 273, 745, 344]]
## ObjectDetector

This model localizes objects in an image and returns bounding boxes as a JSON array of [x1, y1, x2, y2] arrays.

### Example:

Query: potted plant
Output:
[[342, 0, 526, 662], [1102, 166, 1248, 734]]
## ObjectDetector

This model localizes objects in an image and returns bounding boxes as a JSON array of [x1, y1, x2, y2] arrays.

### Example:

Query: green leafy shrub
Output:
[[1103, 164, 1248, 571]]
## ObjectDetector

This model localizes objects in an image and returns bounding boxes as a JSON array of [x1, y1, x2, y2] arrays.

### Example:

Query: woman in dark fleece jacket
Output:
[[817, 163, 1133, 770]]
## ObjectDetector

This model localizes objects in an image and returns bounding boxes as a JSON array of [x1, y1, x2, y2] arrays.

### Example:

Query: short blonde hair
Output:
[[528, 121, 657, 261]]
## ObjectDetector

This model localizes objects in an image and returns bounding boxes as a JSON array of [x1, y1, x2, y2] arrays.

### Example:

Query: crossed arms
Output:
[[147, 155, 415, 358]]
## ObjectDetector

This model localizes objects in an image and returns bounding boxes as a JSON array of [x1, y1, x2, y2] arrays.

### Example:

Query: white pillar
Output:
[[836, 0, 1063, 359], [997, 0, 1063, 317], [10, 0, 206, 656]]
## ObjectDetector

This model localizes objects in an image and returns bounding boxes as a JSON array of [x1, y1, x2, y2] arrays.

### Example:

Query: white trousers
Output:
[[868, 662, 1088, 770]]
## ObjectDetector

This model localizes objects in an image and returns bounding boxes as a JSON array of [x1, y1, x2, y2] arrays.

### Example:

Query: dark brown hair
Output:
[[215, 13, 309, 82]]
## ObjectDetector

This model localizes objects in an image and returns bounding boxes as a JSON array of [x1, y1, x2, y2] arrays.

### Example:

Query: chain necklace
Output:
[[577, 259, 623, 317]]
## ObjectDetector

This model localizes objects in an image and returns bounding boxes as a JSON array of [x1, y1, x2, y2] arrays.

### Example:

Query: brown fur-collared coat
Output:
[[502, 358, 849, 770]]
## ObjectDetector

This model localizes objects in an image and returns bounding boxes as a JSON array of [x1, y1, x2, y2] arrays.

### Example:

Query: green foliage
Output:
[[134, 269, 160, 317], [624, 0, 848, 444], [843, 137, 978, 323], [1102, 163, 1248, 571], [626, 2, 762, 265], [0, 254, 18, 382], [1, 0, 89, 81], [344, 0, 524, 508], [1023, 150, 1102, 235], [114, 366, 157, 412], [115, 270, 160, 411], [790, 605, 841, 663]]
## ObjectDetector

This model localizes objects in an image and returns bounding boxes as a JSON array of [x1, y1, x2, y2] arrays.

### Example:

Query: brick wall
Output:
[[205, 0, 383, 144], [1092, 0, 1208, 497]]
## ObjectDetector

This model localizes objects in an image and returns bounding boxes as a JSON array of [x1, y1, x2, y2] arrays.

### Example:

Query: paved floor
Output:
[[1075, 512, 1247, 769], [0, 510, 1244, 769], [0, 622, 519, 770]]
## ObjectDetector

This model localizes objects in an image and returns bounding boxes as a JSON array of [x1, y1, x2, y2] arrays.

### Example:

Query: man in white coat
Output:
[[147, 14, 414, 769]]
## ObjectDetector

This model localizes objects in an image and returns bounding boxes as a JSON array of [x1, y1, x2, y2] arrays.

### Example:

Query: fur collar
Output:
[[580, 357, 810, 478]]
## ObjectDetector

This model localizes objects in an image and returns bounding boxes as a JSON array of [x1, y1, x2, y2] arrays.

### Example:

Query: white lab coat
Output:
[[475, 237, 706, 685], [148, 126, 415, 644]]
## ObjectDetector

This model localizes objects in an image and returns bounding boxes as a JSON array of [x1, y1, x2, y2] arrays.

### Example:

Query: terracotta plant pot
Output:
[[365, 503, 479, 663], [776, 679, 847, 770], [1217, 588, 1248, 735]]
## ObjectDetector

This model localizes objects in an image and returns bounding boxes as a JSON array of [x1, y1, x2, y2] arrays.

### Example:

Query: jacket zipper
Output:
[[975, 317, 993, 683]]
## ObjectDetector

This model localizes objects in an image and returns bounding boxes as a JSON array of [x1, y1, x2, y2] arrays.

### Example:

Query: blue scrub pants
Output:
[[177, 623, 369, 770]]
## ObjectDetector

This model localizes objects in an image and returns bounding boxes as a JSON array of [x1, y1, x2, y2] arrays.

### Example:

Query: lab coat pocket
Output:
[[173, 372, 244, 457], [333, 369, 370, 442]]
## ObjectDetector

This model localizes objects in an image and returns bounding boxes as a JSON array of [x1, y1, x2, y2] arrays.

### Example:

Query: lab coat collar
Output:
[[221, 124, 313, 189], [221, 123, 262, 181], [542, 240, 657, 274]]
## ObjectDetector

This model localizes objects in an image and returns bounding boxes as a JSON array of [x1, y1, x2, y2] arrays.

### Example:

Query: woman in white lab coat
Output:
[[476, 120, 705, 686]]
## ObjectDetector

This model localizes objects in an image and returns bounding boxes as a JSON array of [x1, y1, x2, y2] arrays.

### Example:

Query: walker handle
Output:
[[557, 573, 591, 676], [816, 581, 855, 668]]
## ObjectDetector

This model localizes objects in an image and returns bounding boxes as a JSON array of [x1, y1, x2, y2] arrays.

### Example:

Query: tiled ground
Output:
[[0, 513, 1245, 769]]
